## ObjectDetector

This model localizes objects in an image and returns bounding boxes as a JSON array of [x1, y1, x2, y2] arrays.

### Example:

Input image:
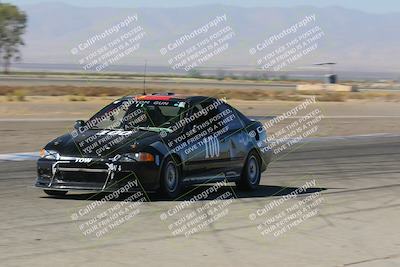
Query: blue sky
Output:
[[5, 0, 400, 14]]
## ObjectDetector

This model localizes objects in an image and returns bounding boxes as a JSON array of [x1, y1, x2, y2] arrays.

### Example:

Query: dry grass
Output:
[[315, 92, 347, 102], [0, 85, 399, 102], [5, 89, 27, 102], [68, 95, 87, 102]]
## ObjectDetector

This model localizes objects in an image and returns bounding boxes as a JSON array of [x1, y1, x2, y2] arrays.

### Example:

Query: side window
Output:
[[190, 101, 220, 129], [217, 103, 244, 131]]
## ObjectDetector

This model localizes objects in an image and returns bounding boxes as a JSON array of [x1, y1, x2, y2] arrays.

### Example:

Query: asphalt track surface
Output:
[[0, 135, 399, 267]]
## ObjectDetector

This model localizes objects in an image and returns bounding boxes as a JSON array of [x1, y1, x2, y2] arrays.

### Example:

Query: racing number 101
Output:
[[204, 136, 220, 158]]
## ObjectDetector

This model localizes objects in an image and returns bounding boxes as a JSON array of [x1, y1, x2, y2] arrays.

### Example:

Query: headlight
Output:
[[39, 149, 60, 160], [119, 152, 154, 162]]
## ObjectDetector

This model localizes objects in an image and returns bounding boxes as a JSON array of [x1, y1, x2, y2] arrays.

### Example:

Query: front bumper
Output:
[[35, 157, 161, 192]]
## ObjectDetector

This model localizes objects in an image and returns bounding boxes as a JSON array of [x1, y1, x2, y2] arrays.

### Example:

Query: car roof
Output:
[[122, 94, 213, 103]]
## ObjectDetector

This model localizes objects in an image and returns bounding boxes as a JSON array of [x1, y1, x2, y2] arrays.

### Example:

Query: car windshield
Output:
[[86, 97, 187, 131]]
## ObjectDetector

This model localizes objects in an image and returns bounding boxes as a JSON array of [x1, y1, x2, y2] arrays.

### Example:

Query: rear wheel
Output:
[[43, 190, 68, 196], [160, 158, 182, 198], [236, 151, 261, 190]]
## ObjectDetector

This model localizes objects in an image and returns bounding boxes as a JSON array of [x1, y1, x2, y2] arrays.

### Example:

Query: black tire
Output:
[[43, 189, 68, 196], [160, 158, 182, 198], [236, 151, 261, 190]]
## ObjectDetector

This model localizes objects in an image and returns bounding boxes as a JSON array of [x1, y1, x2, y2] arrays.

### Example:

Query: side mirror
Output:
[[74, 120, 85, 130]]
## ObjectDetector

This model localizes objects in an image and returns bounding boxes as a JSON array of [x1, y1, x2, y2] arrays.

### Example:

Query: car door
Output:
[[182, 100, 229, 181], [216, 103, 248, 177]]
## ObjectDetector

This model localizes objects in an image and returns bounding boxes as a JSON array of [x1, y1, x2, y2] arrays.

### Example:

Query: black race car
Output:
[[35, 93, 273, 198]]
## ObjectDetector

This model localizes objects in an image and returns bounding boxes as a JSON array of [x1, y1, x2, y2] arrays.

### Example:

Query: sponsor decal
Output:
[[75, 158, 93, 163]]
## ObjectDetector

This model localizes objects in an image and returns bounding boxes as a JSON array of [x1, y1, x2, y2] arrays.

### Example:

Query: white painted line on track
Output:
[[0, 152, 39, 162]]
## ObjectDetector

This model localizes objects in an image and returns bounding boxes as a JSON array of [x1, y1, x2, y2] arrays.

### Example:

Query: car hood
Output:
[[45, 129, 164, 158]]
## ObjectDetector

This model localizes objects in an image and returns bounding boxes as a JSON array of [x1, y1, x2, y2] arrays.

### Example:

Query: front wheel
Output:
[[160, 159, 182, 198], [236, 151, 261, 190], [43, 189, 68, 196]]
